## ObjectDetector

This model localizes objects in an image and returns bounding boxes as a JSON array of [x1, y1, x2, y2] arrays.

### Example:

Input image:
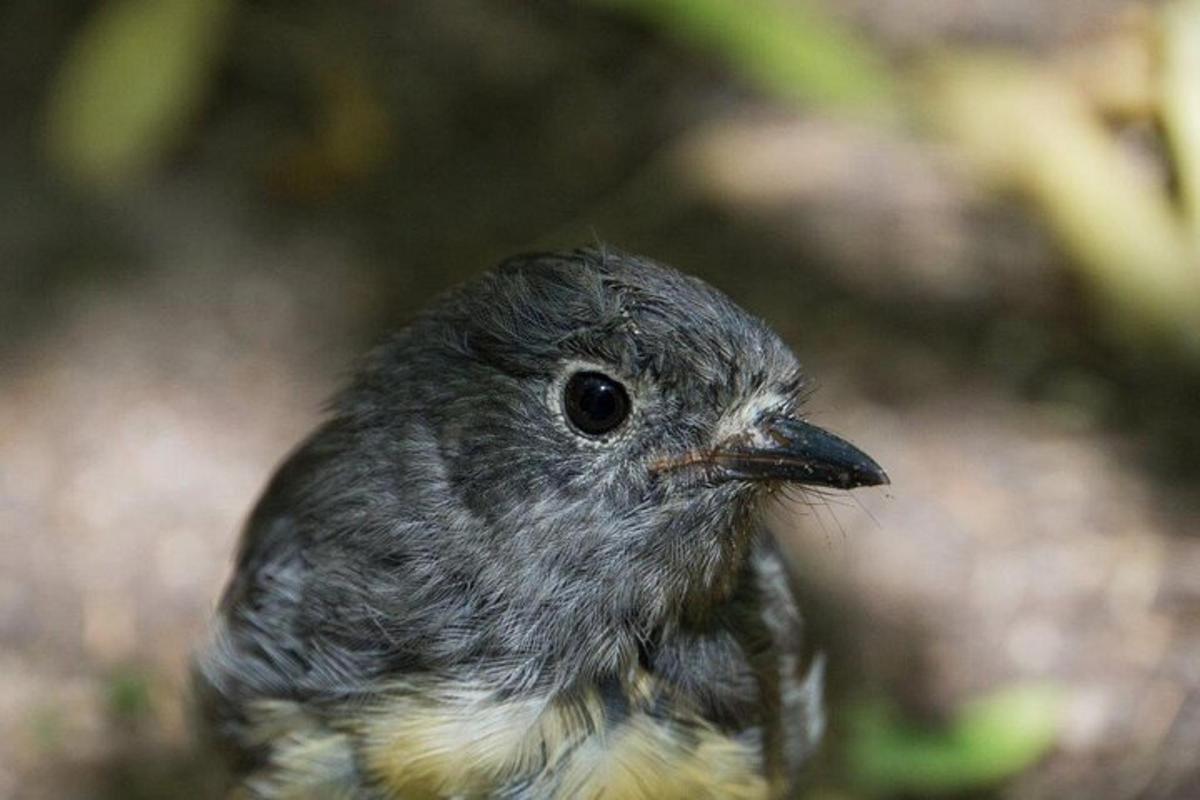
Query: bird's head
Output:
[[329, 248, 885, 677]]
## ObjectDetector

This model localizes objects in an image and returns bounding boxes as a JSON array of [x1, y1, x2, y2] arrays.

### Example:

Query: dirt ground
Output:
[[2, 1, 1198, 798]]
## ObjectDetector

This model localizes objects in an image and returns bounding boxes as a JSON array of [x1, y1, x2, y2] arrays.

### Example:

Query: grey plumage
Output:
[[196, 247, 885, 798]]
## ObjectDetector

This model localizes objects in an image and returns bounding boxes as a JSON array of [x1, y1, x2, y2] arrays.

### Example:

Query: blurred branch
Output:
[[1161, 0, 1200, 249], [44, 0, 234, 188], [927, 53, 1200, 352]]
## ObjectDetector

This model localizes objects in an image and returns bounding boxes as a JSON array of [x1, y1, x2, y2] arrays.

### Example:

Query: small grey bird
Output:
[[196, 247, 887, 799]]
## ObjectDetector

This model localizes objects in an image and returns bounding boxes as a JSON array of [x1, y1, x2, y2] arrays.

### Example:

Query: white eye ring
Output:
[[547, 361, 639, 446]]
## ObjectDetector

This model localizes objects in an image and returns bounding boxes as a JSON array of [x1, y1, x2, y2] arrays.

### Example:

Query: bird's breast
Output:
[[352, 672, 773, 799]]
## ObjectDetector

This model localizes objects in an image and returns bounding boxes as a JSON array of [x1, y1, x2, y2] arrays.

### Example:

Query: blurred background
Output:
[[3, 0, 1200, 797]]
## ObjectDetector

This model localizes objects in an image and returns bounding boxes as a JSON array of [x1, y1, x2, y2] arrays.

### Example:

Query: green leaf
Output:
[[593, 0, 897, 115], [847, 684, 1063, 795], [44, 0, 234, 187], [107, 666, 154, 722]]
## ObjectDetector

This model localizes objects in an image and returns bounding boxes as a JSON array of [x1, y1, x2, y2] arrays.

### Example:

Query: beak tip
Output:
[[865, 464, 890, 488], [838, 459, 888, 490]]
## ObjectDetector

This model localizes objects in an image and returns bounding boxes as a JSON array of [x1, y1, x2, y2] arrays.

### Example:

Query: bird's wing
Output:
[[751, 534, 826, 785]]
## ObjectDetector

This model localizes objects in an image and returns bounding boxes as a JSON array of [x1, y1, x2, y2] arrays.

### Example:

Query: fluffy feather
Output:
[[196, 248, 847, 798]]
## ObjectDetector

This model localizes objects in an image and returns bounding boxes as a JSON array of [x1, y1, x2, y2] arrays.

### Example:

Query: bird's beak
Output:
[[710, 416, 889, 490]]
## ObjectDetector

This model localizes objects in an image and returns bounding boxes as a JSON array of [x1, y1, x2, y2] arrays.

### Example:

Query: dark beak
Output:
[[712, 416, 889, 490]]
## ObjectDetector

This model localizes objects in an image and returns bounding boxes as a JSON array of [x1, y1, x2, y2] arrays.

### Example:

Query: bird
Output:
[[195, 247, 888, 799]]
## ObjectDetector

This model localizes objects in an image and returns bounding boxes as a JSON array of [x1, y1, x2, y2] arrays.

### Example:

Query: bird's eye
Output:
[[563, 371, 631, 437]]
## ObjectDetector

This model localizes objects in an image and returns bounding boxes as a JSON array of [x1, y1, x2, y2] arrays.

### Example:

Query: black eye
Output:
[[563, 371, 631, 436]]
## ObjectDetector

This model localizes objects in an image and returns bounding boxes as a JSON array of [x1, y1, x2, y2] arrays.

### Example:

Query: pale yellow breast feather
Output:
[[353, 675, 772, 799]]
